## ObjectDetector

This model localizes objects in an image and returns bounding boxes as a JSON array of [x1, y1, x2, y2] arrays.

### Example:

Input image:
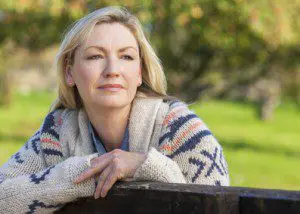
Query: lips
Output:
[[98, 84, 124, 89]]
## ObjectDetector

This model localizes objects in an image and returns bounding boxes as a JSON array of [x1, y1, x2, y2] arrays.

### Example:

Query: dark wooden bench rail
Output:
[[56, 182, 300, 214]]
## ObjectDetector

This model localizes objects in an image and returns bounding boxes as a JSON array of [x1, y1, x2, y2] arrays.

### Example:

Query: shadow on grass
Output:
[[219, 138, 300, 158]]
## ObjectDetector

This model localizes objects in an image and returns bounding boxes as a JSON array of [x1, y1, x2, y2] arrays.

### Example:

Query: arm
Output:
[[0, 111, 98, 213], [133, 101, 230, 186], [0, 154, 98, 213]]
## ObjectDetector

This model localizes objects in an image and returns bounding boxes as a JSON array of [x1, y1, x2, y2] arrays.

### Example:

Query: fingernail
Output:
[[94, 194, 99, 199]]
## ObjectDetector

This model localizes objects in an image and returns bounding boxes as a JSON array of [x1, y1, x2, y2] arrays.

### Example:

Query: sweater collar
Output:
[[88, 121, 129, 154], [127, 97, 165, 152], [41, 96, 167, 166]]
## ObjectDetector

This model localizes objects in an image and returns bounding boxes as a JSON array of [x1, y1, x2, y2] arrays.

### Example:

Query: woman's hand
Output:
[[73, 149, 147, 198]]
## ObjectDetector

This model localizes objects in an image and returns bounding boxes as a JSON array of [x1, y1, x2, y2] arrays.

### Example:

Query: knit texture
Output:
[[133, 100, 229, 186], [0, 97, 229, 213]]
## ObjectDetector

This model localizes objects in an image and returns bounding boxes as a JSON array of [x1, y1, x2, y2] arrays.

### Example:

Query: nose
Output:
[[103, 56, 120, 78]]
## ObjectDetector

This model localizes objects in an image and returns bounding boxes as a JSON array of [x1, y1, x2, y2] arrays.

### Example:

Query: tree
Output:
[[0, 0, 299, 117]]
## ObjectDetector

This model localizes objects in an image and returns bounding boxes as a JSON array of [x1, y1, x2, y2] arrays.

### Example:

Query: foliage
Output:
[[0, 10, 74, 50], [0, 0, 300, 106], [0, 41, 15, 105], [145, 0, 300, 103]]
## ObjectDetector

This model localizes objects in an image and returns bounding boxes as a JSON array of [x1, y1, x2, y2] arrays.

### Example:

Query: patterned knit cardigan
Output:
[[0, 97, 229, 213]]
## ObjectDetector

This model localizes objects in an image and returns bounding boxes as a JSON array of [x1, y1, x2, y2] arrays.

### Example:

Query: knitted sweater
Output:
[[0, 97, 230, 213]]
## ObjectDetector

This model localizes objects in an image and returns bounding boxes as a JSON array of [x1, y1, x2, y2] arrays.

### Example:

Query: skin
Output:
[[67, 23, 147, 198]]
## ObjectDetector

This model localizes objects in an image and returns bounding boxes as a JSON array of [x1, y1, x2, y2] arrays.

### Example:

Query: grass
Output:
[[0, 92, 299, 190], [0, 91, 56, 162]]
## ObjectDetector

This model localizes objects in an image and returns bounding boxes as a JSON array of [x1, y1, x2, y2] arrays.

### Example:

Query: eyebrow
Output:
[[84, 45, 138, 53]]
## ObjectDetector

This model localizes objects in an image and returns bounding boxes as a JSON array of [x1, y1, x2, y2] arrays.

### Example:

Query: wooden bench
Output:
[[56, 181, 300, 214]]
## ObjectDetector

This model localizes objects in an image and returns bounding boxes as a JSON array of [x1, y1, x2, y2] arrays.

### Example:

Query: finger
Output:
[[74, 168, 101, 184], [74, 154, 112, 183], [94, 165, 112, 199], [101, 170, 119, 198]]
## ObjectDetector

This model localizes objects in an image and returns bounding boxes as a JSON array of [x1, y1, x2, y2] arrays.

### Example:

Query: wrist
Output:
[[138, 152, 147, 163]]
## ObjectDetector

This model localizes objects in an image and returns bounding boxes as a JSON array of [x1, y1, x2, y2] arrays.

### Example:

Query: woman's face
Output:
[[67, 23, 142, 109]]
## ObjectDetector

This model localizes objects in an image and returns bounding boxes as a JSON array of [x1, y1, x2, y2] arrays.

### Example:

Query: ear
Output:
[[65, 65, 75, 86], [137, 63, 142, 86]]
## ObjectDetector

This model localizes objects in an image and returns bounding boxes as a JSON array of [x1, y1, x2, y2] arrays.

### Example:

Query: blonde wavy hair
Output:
[[51, 6, 175, 111]]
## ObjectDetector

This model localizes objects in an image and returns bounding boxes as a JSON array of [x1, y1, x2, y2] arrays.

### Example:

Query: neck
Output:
[[85, 104, 131, 152]]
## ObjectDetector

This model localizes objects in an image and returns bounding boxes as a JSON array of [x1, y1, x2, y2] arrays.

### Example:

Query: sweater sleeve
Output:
[[133, 100, 230, 186], [0, 110, 98, 213]]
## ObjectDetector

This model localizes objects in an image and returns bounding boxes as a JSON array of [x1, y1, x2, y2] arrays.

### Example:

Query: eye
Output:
[[122, 55, 134, 60], [87, 55, 103, 60]]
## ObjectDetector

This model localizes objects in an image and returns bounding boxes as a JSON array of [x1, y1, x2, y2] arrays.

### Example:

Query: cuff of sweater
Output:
[[133, 147, 186, 183], [67, 153, 99, 198]]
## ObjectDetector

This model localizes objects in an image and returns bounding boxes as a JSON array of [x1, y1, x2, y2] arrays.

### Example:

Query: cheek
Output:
[[124, 63, 141, 84], [73, 62, 98, 86]]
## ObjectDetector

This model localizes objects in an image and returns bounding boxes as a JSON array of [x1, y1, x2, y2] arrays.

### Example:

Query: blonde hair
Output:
[[51, 6, 175, 111]]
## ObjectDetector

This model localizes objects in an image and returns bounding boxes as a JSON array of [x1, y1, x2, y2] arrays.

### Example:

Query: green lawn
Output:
[[0, 92, 299, 190], [0, 91, 56, 162]]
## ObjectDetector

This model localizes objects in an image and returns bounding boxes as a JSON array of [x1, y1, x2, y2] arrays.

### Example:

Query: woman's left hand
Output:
[[74, 149, 147, 199]]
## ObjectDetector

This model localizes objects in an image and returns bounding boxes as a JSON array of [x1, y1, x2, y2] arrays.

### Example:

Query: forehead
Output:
[[83, 22, 138, 50]]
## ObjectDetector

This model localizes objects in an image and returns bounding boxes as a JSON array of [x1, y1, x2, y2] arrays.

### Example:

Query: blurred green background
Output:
[[0, 0, 299, 190]]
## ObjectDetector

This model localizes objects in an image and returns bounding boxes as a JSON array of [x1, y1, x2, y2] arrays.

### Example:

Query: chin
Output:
[[94, 97, 132, 109]]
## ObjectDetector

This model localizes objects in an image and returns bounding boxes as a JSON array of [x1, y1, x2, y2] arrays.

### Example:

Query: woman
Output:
[[0, 6, 229, 213]]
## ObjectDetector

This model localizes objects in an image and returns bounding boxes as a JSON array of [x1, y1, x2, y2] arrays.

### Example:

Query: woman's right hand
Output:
[[74, 149, 146, 198]]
